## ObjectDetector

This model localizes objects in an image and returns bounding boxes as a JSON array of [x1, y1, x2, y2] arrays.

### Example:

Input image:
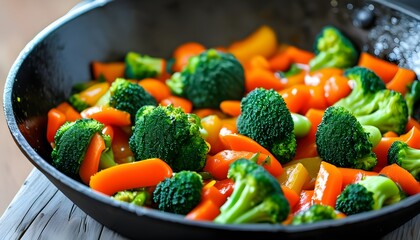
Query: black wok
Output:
[[4, 0, 420, 239]]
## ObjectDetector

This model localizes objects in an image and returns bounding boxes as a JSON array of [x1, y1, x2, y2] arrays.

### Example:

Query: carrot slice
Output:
[[312, 161, 343, 208], [219, 133, 283, 177], [379, 163, 420, 196], [91, 61, 125, 83], [56, 102, 82, 121], [281, 185, 300, 209], [79, 133, 106, 185], [323, 74, 351, 106], [47, 108, 67, 143], [337, 167, 378, 190], [160, 96, 193, 113], [278, 84, 311, 113], [90, 158, 173, 196], [172, 42, 206, 72], [293, 190, 314, 214], [203, 150, 271, 180], [386, 67, 416, 95], [138, 78, 171, 102], [80, 106, 131, 126], [219, 100, 241, 117], [357, 52, 399, 83]]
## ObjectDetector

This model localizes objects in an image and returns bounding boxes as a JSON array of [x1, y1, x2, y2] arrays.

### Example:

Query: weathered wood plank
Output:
[[0, 169, 418, 240]]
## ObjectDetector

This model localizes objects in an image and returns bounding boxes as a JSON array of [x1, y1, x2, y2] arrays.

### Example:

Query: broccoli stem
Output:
[[359, 176, 401, 210], [216, 180, 255, 223], [401, 148, 420, 178], [362, 125, 381, 147]]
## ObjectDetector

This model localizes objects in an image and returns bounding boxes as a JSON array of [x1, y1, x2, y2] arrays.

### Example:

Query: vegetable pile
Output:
[[46, 24, 420, 226]]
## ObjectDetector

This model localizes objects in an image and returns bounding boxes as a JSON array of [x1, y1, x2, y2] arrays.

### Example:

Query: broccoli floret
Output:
[[315, 106, 381, 170], [96, 78, 157, 122], [335, 175, 402, 215], [334, 66, 386, 116], [68, 93, 90, 112], [405, 80, 420, 119], [291, 204, 338, 225], [51, 118, 110, 178], [153, 170, 203, 215], [309, 25, 359, 71], [387, 141, 420, 180], [112, 188, 151, 206], [129, 105, 209, 172], [213, 159, 290, 224], [125, 51, 165, 80], [237, 88, 297, 164], [355, 89, 409, 135], [166, 48, 245, 109]]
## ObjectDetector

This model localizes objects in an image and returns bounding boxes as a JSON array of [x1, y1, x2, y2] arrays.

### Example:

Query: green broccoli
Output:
[[96, 78, 157, 122], [276, 63, 303, 78], [51, 118, 115, 178], [309, 25, 359, 71], [166, 48, 245, 109], [128, 105, 209, 172], [334, 66, 386, 116], [335, 175, 402, 215], [387, 140, 420, 180], [355, 89, 409, 135], [125, 51, 166, 80], [405, 80, 420, 119], [291, 204, 339, 225], [153, 170, 203, 215], [213, 158, 290, 224], [112, 188, 151, 206], [237, 88, 297, 164], [334, 67, 408, 135], [315, 106, 382, 170]]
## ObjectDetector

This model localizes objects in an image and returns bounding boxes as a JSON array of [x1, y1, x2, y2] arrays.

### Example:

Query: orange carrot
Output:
[[383, 131, 399, 138], [213, 178, 235, 199], [278, 84, 311, 113], [89, 158, 173, 196], [56, 102, 82, 121], [78, 82, 110, 106], [219, 133, 283, 177], [312, 161, 343, 208], [203, 150, 271, 180], [268, 51, 291, 72], [386, 67, 417, 95], [284, 45, 315, 65], [281, 185, 300, 209], [244, 67, 283, 93], [357, 52, 399, 83], [111, 126, 134, 164], [138, 78, 171, 102], [219, 100, 241, 117], [91, 61, 125, 83], [185, 198, 220, 221], [323, 74, 351, 106], [337, 167, 378, 190], [160, 95, 193, 113], [373, 126, 420, 172], [228, 25, 278, 64], [172, 42, 206, 72], [193, 108, 224, 119], [293, 190, 314, 214], [299, 85, 328, 115], [406, 116, 420, 132], [281, 70, 307, 88], [101, 125, 114, 141], [80, 106, 131, 126], [294, 108, 324, 159], [379, 164, 420, 196], [47, 108, 67, 143], [79, 133, 106, 185]]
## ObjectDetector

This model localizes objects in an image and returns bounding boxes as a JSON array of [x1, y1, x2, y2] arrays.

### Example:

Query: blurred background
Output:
[[0, 0, 79, 215]]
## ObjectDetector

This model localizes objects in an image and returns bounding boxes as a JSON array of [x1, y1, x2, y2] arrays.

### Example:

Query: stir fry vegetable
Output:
[[46, 24, 420, 226]]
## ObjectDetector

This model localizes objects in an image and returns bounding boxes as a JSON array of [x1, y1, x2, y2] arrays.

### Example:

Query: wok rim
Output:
[[3, 0, 420, 237]]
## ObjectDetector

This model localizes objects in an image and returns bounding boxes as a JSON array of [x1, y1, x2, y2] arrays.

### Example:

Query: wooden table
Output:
[[0, 169, 418, 240]]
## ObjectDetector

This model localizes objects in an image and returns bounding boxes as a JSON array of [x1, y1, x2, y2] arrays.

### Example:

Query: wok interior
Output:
[[5, 0, 420, 239]]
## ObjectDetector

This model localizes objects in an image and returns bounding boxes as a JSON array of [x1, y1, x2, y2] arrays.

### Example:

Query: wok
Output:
[[4, 0, 420, 239]]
